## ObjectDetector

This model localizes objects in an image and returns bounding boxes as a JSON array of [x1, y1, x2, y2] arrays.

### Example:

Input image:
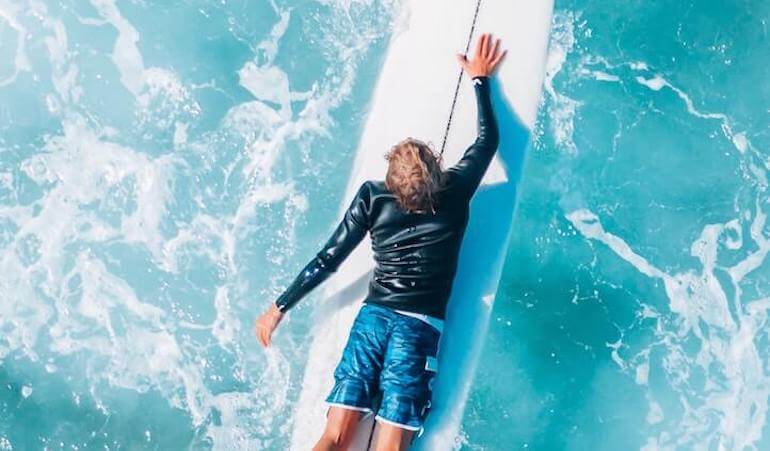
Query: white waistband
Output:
[[392, 309, 444, 333]]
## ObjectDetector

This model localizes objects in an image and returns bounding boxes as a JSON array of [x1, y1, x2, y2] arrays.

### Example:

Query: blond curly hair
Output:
[[384, 137, 448, 214]]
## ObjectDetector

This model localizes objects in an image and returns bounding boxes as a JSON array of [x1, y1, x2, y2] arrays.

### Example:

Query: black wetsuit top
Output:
[[274, 76, 498, 319]]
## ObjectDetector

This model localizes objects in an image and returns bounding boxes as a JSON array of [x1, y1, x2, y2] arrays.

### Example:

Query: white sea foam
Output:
[[239, 11, 293, 119], [564, 47, 757, 170], [28, 1, 81, 104], [543, 11, 580, 154], [551, 40, 770, 444], [0, 0, 31, 87], [635, 75, 666, 91], [567, 204, 770, 449], [577, 67, 620, 82], [1, 0, 402, 448], [550, 47, 770, 451], [91, 0, 145, 95], [632, 70, 752, 156]]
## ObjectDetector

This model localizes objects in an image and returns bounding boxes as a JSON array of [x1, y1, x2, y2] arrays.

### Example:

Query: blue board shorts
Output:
[[325, 303, 441, 434]]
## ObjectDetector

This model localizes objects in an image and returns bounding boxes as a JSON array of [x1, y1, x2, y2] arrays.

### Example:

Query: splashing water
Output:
[[463, 2, 770, 450], [0, 0, 399, 448]]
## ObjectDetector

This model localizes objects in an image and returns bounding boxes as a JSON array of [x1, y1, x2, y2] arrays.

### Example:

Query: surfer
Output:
[[256, 33, 505, 450]]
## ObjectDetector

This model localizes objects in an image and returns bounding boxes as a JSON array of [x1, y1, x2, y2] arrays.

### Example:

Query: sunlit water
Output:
[[1, 0, 768, 450], [464, 2, 770, 450], [0, 0, 398, 448]]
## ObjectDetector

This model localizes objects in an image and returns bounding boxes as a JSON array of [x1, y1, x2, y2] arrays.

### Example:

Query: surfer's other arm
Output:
[[451, 33, 504, 195], [255, 182, 372, 347], [274, 181, 371, 313]]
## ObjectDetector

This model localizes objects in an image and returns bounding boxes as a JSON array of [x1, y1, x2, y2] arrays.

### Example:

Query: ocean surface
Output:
[[0, 0, 767, 450], [464, 1, 770, 450]]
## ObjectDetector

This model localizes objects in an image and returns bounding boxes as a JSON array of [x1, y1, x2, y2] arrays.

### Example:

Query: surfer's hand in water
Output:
[[255, 303, 284, 347], [456, 32, 506, 78]]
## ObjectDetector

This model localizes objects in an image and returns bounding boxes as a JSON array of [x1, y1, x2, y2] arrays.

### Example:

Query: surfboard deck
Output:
[[289, 1, 553, 449]]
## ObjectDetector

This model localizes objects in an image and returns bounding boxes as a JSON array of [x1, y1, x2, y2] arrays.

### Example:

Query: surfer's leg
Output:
[[374, 312, 441, 448], [313, 406, 363, 451], [319, 304, 391, 449], [370, 422, 414, 451]]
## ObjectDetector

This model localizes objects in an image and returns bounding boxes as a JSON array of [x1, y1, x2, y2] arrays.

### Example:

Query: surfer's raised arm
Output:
[[255, 181, 373, 347], [450, 33, 505, 196]]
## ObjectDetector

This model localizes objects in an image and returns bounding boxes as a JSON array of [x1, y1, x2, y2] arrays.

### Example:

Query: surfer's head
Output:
[[384, 137, 447, 214]]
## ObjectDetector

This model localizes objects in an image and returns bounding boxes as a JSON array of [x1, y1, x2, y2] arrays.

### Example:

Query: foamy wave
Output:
[[548, 24, 769, 445], [0, 0, 31, 87], [632, 71, 752, 156], [0, 0, 401, 447], [543, 11, 581, 154], [567, 203, 770, 449], [547, 33, 770, 442]]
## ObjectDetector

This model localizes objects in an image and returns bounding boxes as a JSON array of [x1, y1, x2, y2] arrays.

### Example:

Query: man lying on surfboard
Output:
[[256, 33, 505, 451]]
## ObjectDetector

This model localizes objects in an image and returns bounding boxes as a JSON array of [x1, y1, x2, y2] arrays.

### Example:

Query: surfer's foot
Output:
[[313, 406, 363, 451]]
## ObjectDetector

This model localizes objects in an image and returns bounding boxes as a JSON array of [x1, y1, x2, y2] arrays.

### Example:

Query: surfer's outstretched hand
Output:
[[255, 303, 284, 347], [456, 32, 506, 78]]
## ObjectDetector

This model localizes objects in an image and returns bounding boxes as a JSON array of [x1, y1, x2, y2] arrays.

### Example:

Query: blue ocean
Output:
[[0, 0, 768, 450]]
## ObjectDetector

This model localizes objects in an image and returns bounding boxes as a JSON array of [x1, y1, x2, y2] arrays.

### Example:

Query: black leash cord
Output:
[[439, 0, 483, 157]]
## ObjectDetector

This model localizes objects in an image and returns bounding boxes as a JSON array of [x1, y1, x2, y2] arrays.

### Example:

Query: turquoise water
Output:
[[464, 2, 770, 450], [1, 0, 768, 450], [0, 0, 397, 448]]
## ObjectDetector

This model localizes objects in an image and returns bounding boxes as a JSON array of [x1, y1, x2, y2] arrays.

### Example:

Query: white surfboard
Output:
[[289, 1, 553, 449]]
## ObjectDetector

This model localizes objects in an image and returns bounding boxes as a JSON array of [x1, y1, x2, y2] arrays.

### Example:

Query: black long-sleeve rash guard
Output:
[[274, 76, 499, 319]]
